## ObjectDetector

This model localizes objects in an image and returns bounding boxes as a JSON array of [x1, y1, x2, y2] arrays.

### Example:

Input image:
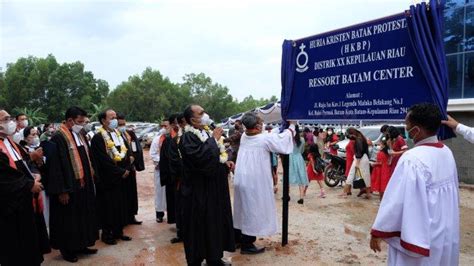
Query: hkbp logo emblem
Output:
[[296, 43, 309, 73]]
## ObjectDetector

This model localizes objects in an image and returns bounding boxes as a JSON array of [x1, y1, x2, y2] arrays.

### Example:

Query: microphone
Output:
[[209, 122, 216, 130]]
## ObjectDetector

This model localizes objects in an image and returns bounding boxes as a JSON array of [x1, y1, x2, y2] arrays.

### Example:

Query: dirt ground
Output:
[[44, 152, 474, 265]]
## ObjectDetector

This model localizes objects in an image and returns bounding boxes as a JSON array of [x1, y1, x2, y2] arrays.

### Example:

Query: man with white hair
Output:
[[233, 112, 295, 254]]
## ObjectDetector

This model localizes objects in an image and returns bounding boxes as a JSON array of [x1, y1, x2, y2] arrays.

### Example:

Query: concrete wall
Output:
[[444, 111, 474, 184]]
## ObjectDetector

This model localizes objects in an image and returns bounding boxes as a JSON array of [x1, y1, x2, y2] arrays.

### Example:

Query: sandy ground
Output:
[[44, 152, 474, 265]]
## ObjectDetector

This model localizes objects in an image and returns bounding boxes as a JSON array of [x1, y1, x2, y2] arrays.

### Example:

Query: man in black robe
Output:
[[160, 113, 184, 243], [179, 105, 235, 266], [0, 108, 44, 266], [45, 107, 99, 262], [91, 109, 133, 245], [117, 113, 145, 225]]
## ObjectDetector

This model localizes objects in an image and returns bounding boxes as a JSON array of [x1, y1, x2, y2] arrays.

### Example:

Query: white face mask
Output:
[[72, 124, 84, 134], [109, 119, 118, 129], [20, 120, 29, 128], [30, 136, 40, 147], [201, 113, 213, 126], [328, 131, 333, 135], [0, 120, 17, 136], [159, 128, 168, 135]]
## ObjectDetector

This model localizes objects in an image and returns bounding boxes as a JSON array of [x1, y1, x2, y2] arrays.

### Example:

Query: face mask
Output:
[[0, 120, 17, 136], [83, 124, 92, 133], [72, 124, 84, 134], [407, 126, 420, 142], [328, 131, 333, 135], [30, 136, 40, 147], [109, 119, 118, 129], [201, 113, 212, 126], [159, 128, 168, 135], [118, 126, 127, 133], [20, 120, 29, 128]]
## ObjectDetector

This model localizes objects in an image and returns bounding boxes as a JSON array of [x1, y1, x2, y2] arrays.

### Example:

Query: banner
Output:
[[285, 13, 434, 122]]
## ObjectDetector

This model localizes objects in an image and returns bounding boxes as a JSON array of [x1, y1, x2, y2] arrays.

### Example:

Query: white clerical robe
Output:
[[371, 136, 460, 266], [233, 125, 295, 236], [456, 123, 474, 144], [150, 134, 167, 212]]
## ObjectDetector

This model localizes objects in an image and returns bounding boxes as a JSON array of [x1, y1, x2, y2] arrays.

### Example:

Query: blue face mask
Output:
[[109, 119, 118, 129], [406, 126, 420, 141]]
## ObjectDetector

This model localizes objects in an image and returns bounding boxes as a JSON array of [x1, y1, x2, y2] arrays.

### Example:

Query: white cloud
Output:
[[1, 0, 413, 100]]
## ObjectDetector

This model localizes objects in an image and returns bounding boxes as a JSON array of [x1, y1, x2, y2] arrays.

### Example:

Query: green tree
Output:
[[89, 103, 107, 121], [12, 107, 47, 125], [0, 70, 6, 107], [181, 73, 240, 121], [3, 55, 109, 122], [107, 68, 189, 122]]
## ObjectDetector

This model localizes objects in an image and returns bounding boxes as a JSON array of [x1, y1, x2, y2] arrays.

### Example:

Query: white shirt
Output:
[[233, 125, 295, 236], [12, 129, 24, 144], [150, 134, 163, 164], [4, 138, 22, 161], [456, 123, 474, 144]]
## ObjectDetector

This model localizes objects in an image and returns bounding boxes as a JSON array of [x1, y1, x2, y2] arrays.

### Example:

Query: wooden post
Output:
[[282, 154, 289, 246]]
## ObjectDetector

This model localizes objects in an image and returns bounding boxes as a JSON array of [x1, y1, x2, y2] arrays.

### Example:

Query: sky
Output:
[[0, 0, 417, 100]]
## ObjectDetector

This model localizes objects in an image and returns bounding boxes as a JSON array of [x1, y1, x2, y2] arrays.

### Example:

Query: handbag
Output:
[[352, 167, 366, 189], [314, 157, 325, 173]]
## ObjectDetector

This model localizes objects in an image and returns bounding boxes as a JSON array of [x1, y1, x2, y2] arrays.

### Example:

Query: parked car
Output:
[[336, 124, 410, 161], [138, 125, 160, 148]]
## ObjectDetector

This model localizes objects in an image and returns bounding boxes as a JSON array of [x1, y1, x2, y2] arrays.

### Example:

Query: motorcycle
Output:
[[323, 152, 347, 187]]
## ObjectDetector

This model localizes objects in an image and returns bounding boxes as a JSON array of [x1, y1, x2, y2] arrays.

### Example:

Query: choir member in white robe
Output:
[[442, 115, 474, 144], [233, 113, 295, 254], [150, 122, 169, 223], [371, 103, 459, 266]]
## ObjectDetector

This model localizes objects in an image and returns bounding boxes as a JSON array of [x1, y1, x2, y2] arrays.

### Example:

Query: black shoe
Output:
[[120, 235, 132, 241], [102, 237, 117, 245], [240, 244, 265, 255], [156, 217, 164, 223], [170, 237, 183, 244], [297, 199, 304, 204], [130, 217, 143, 225], [61, 252, 79, 263], [78, 247, 98, 255]]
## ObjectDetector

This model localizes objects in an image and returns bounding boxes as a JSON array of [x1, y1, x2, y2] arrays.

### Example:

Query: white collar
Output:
[[415, 135, 438, 146]]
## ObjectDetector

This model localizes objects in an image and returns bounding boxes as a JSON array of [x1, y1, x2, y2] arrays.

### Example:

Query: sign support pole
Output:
[[282, 154, 289, 246]]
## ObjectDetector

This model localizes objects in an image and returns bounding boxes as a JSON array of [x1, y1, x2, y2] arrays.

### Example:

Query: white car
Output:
[[336, 124, 409, 161]]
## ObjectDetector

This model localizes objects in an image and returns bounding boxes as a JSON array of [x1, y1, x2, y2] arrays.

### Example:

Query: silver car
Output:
[[336, 125, 409, 161]]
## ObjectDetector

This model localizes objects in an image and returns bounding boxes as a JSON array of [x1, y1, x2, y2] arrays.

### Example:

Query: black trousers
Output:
[[234, 228, 256, 247], [165, 184, 176, 224]]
